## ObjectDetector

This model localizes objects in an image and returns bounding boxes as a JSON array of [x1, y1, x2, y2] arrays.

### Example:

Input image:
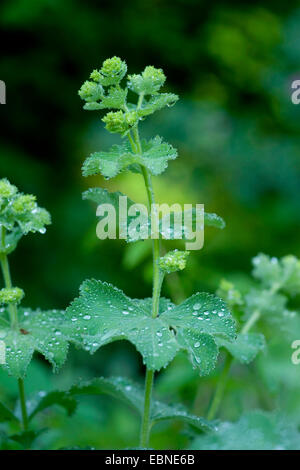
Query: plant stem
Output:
[[241, 309, 260, 334], [206, 355, 233, 421], [206, 308, 261, 421], [139, 368, 154, 448], [18, 378, 29, 430], [128, 118, 161, 448], [0, 227, 18, 328], [0, 226, 28, 430]]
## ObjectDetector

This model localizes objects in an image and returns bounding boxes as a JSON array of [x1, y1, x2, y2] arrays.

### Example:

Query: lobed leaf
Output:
[[0, 308, 68, 379], [68, 376, 213, 432], [82, 136, 177, 179], [138, 93, 179, 117], [217, 333, 266, 364], [63, 280, 235, 375], [189, 411, 300, 450], [84, 187, 223, 244], [27, 390, 77, 422]]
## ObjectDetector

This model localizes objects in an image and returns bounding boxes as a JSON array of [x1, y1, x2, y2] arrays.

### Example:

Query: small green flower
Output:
[[102, 110, 128, 134], [0, 179, 17, 199], [128, 65, 166, 95], [90, 69, 102, 82], [100, 57, 127, 83], [11, 195, 36, 214], [159, 250, 189, 274], [78, 80, 104, 102], [0, 287, 24, 305]]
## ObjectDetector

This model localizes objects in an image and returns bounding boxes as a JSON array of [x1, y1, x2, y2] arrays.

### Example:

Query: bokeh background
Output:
[[1, 0, 300, 449]]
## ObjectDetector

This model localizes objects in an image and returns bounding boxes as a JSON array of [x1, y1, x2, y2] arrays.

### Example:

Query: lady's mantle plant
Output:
[[62, 57, 237, 447], [0, 179, 69, 443]]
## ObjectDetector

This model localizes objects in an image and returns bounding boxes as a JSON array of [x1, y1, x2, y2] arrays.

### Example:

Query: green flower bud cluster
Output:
[[0, 179, 17, 200], [0, 287, 24, 305], [0, 178, 51, 236], [78, 81, 104, 102], [102, 110, 138, 135], [159, 250, 189, 274], [79, 57, 127, 101], [11, 195, 36, 214], [78, 57, 175, 137], [128, 66, 166, 95]]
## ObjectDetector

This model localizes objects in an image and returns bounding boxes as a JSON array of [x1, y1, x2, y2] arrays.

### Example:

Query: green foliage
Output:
[[63, 279, 235, 375], [0, 307, 68, 378], [0, 178, 51, 236], [82, 137, 177, 179], [252, 253, 300, 296], [128, 66, 166, 95], [68, 376, 213, 432], [83, 187, 224, 244], [189, 411, 300, 450], [27, 390, 77, 421], [0, 400, 19, 423], [217, 333, 265, 364]]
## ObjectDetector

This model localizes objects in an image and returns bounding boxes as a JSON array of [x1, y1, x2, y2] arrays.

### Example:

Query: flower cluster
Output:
[[159, 250, 189, 274], [0, 287, 24, 305], [0, 178, 51, 235], [78, 57, 172, 136]]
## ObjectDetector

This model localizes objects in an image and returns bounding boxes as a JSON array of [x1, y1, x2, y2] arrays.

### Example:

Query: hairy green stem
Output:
[[128, 115, 161, 448], [0, 226, 28, 430], [206, 308, 261, 421]]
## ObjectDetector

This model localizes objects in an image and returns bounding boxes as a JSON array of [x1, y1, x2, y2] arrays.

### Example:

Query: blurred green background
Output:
[[1, 0, 300, 449]]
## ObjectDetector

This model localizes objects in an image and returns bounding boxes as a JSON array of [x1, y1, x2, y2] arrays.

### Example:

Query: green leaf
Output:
[[127, 66, 166, 95], [0, 400, 19, 423], [63, 280, 235, 375], [0, 308, 68, 378], [82, 136, 177, 179], [0, 178, 51, 236], [138, 93, 179, 117], [27, 390, 77, 421], [63, 280, 178, 370], [96, 86, 128, 110], [204, 212, 226, 229], [252, 253, 300, 296], [0, 228, 23, 255], [82, 142, 135, 179], [140, 136, 177, 176], [69, 376, 213, 432], [217, 333, 266, 364], [82, 188, 145, 242], [189, 411, 300, 450], [245, 288, 287, 319], [83, 188, 222, 244], [160, 293, 236, 375], [8, 430, 42, 449], [160, 209, 225, 240]]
